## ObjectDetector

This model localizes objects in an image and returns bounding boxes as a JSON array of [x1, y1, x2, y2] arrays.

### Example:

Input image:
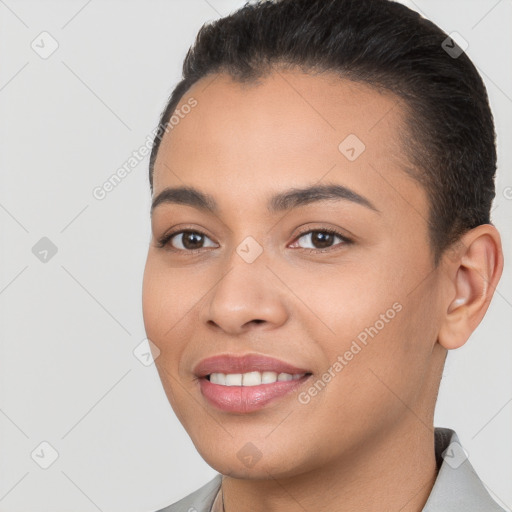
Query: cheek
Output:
[[141, 259, 164, 342], [142, 254, 191, 337], [324, 285, 439, 428], [142, 253, 214, 387], [297, 260, 404, 344], [305, 253, 435, 403], [142, 259, 196, 416]]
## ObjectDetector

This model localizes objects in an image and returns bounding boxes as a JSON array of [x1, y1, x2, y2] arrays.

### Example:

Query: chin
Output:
[[194, 439, 313, 481]]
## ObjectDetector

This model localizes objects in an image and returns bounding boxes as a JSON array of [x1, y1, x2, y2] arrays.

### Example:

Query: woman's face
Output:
[[142, 70, 447, 478]]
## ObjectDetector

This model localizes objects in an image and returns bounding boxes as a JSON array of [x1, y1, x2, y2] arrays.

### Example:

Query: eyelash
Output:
[[156, 226, 352, 254]]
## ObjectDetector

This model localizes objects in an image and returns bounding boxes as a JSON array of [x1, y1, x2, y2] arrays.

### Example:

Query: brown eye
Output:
[[290, 229, 351, 252], [177, 231, 203, 250], [306, 231, 336, 249], [157, 229, 218, 251]]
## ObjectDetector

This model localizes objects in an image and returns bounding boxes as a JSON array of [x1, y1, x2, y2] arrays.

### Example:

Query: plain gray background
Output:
[[0, 0, 510, 510]]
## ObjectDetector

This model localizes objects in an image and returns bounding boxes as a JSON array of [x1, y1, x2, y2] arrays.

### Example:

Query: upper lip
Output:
[[194, 353, 311, 378]]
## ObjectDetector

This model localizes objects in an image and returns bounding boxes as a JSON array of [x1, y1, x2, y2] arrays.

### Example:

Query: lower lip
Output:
[[199, 375, 311, 413]]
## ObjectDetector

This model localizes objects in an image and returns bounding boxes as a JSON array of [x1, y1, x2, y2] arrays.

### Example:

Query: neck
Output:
[[221, 419, 438, 512]]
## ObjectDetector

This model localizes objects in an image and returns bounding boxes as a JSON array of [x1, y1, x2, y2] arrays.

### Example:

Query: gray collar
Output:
[[158, 427, 505, 511], [423, 428, 505, 511]]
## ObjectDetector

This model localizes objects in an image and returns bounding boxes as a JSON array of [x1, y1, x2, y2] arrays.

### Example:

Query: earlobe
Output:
[[437, 225, 503, 351]]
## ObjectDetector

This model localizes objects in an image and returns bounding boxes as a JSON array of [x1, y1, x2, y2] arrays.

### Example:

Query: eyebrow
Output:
[[150, 183, 379, 215]]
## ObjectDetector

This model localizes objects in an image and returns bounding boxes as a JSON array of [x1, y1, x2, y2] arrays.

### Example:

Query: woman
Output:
[[142, 0, 505, 510]]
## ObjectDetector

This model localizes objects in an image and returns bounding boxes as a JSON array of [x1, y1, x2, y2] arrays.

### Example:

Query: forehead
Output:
[[153, 70, 425, 219]]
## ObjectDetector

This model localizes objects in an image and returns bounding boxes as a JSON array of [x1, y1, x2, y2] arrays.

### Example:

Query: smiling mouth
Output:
[[205, 370, 312, 386], [199, 371, 313, 413]]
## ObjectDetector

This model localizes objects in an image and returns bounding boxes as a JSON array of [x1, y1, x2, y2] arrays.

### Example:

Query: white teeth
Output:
[[242, 371, 262, 386], [209, 371, 306, 386], [210, 373, 226, 385], [261, 371, 278, 384], [225, 373, 242, 386]]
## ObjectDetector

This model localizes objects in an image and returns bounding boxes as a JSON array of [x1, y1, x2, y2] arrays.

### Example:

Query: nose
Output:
[[200, 253, 290, 336]]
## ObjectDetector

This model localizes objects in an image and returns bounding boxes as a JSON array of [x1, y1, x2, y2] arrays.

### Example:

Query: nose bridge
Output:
[[201, 240, 289, 333]]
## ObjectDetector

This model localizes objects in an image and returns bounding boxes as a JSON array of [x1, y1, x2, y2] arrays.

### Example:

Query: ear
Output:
[[437, 224, 504, 350]]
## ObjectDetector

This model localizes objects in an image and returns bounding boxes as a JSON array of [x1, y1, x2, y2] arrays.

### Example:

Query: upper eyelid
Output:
[[294, 226, 350, 239], [164, 227, 346, 240]]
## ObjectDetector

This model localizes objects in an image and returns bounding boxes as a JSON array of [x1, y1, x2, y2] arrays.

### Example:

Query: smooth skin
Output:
[[142, 69, 503, 512]]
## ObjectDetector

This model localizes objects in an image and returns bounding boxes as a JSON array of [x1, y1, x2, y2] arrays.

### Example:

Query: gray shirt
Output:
[[156, 428, 506, 512]]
